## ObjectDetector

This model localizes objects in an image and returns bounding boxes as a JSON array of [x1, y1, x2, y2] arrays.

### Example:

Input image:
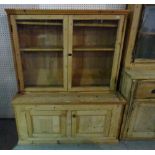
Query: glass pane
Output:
[[135, 6, 155, 59], [17, 20, 63, 49], [17, 20, 64, 87], [72, 20, 117, 87], [73, 20, 118, 49], [22, 51, 63, 87], [72, 51, 114, 87]]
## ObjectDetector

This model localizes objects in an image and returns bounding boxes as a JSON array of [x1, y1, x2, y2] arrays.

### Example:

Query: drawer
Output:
[[135, 80, 155, 99]]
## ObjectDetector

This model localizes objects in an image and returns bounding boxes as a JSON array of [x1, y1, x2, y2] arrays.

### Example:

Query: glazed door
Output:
[[68, 15, 125, 91], [134, 5, 155, 61], [11, 15, 68, 92]]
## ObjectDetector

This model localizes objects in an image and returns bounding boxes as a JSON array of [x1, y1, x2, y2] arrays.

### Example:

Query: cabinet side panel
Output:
[[120, 71, 132, 101]]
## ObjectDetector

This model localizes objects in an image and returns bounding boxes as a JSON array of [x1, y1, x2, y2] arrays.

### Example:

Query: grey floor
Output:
[[0, 119, 155, 150]]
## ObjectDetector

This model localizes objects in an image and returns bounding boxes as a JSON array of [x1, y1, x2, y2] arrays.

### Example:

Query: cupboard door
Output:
[[68, 15, 125, 91], [11, 15, 68, 91], [71, 106, 122, 138], [25, 109, 67, 138], [127, 102, 155, 138]]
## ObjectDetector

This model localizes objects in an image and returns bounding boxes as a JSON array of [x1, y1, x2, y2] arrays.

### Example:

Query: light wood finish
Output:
[[67, 14, 127, 91], [72, 105, 123, 139], [124, 5, 142, 68], [110, 16, 126, 90], [126, 101, 155, 139], [7, 9, 128, 144], [123, 5, 155, 69], [9, 15, 68, 92], [63, 16, 68, 91], [73, 47, 114, 52], [125, 69, 155, 80], [20, 48, 63, 52], [67, 15, 73, 91], [120, 69, 155, 139], [135, 80, 155, 99], [74, 23, 117, 27], [17, 21, 62, 26], [72, 110, 111, 137], [10, 15, 25, 91], [8, 11, 128, 92], [120, 70, 155, 100], [13, 93, 125, 144], [12, 92, 126, 105], [6, 9, 129, 15], [26, 110, 67, 138]]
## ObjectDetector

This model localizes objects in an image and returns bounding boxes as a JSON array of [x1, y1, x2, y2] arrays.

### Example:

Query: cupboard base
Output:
[[13, 93, 125, 144], [18, 138, 119, 145]]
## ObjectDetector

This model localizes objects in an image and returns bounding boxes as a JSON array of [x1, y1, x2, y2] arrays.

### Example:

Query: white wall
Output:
[[0, 4, 126, 118]]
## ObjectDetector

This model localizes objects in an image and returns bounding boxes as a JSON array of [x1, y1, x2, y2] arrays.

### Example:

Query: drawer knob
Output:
[[151, 89, 155, 94], [72, 114, 76, 118], [68, 53, 72, 56]]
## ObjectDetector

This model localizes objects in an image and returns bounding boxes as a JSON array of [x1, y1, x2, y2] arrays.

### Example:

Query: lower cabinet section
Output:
[[122, 101, 155, 139], [14, 104, 124, 144]]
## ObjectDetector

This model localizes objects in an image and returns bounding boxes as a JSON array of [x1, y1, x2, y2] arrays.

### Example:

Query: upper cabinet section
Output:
[[124, 5, 155, 69], [7, 10, 128, 92], [134, 5, 155, 60]]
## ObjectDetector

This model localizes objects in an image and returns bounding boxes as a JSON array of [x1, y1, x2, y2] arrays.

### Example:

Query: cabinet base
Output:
[[18, 138, 119, 145]]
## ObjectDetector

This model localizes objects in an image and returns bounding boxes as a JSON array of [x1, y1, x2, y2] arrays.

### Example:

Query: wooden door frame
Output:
[[67, 15, 127, 91], [124, 4, 155, 70], [10, 15, 68, 92]]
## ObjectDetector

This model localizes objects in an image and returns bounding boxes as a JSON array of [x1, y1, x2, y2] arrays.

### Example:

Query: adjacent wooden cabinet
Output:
[[126, 101, 155, 138], [120, 70, 155, 139], [120, 4, 155, 140], [124, 4, 155, 69], [7, 9, 128, 144]]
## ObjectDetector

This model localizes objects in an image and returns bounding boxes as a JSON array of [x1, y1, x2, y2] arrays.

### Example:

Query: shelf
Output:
[[74, 23, 117, 28], [20, 48, 63, 52], [73, 47, 115, 52], [140, 32, 155, 36], [17, 21, 62, 26]]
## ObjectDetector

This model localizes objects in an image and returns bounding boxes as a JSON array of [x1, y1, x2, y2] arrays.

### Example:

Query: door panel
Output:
[[127, 102, 155, 138], [25, 109, 67, 138], [72, 110, 113, 138]]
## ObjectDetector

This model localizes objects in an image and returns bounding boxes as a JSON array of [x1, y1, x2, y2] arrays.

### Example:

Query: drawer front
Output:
[[135, 80, 155, 99]]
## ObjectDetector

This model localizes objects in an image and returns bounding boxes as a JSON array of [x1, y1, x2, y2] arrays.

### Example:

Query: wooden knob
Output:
[[72, 114, 76, 118]]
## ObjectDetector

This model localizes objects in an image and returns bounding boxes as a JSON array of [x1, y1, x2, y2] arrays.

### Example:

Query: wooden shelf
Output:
[[140, 32, 155, 36], [73, 47, 115, 52], [20, 48, 63, 52], [17, 21, 62, 26], [74, 23, 117, 28]]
